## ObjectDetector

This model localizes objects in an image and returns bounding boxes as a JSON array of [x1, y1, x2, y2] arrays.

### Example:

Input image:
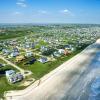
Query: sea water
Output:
[[89, 77, 100, 100]]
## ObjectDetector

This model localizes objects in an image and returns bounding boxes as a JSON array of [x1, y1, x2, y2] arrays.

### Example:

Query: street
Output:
[[0, 55, 32, 77]]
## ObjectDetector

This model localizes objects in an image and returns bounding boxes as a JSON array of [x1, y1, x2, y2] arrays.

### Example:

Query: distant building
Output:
[[24, 42, 35, 49]]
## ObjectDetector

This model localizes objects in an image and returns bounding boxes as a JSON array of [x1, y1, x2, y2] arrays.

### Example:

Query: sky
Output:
[[0, 0, 100, 24]]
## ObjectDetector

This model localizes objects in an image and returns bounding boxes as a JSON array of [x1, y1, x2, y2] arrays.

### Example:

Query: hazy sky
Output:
[[0, 0, 100, 24]]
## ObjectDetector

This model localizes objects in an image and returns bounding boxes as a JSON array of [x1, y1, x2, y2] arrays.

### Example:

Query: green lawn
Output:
[[0, 30, 29, 40], [0, 76, 25, 98], [17, 50, 82, 79], [39, 40, 48, 46]]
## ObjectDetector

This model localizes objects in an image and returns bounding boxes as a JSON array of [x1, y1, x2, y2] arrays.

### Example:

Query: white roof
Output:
[[6, 70, 15, 76]]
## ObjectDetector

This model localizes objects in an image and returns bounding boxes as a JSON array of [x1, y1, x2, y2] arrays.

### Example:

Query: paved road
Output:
[[5, 41, 100, 100], [0, 55, 32, 76], [0, 55, 24, 72]]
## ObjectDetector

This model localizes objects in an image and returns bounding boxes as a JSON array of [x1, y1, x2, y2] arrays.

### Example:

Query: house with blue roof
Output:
[[5, 70, 23, 83]]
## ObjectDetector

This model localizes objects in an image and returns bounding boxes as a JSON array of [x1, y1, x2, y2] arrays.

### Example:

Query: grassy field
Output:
[[0, 29, 31, 40], [17, 50, 82, 79]]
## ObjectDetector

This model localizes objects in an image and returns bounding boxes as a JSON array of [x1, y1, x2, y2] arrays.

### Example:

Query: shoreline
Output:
[[5, 42, 99, 99]]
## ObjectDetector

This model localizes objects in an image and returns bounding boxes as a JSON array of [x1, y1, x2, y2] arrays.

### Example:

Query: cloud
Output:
[[16, 2, 27, 7], [60, 9, 74, 16], [36, 10, 49, 15], [61, 9, 70, 13]]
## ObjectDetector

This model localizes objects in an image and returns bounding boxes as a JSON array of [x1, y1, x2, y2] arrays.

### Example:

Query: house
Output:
[[24, 42, 34, 49], [5, 70, 23, 83], [58, 49, 65, 54], [16, 55, 25, 62], [13, 48, 19, 52], [31, 43, 35, 49], [38, 57, 48, 63], [53, 51, 61, 57], [6, 70, 15, 78], [10, 51, 19, 57], [25, 51, 33, 57], [65, 45, 72, 50], [40, 46, 48, 52], [2, 49, 10, 55], [24, 43, 30, 49], [28, 58, 36, 64], [71, 47, 75, 52], [65, 45, 75, 52]]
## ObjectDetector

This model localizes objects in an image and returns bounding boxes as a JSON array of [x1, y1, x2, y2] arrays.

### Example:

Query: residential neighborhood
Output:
[[0, 0, 100, 99], [0, 24, 100, 99]]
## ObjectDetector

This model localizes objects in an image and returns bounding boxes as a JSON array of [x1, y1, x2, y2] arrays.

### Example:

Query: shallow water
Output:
[[62, 52, 100, 100], [88, 52, 100, 100], [89, 77, 100, 100]]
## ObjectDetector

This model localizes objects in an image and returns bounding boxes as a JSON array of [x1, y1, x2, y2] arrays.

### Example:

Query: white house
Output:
[[25, 51, 33, 57], [38, 57, 48, 63], [58, 49, 65, 54], [10, 51, 19, 57], [6, 70, 23, 83], [40, 46, 48, 52], [2, 49, 10, 55], [6, 70, 15, 78], [53, 51, 61, 57]]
